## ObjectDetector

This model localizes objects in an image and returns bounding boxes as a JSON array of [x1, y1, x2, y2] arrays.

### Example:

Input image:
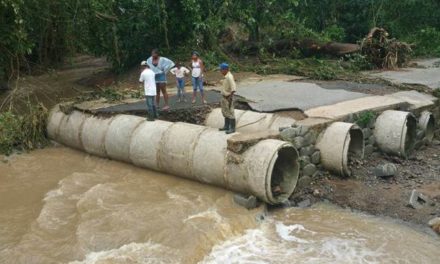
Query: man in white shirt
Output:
[[139, 61, 158, 121]]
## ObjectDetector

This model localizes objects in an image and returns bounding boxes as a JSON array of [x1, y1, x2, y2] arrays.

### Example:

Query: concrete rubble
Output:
[[297, 199, 312, 208], [428, 217, 440, 234], [233, 194, 258, 209], [408, 190, 432, 209], [374, 163, 397, 178]]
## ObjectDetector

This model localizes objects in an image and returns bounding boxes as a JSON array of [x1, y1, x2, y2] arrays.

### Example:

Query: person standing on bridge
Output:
[[139, 61, 158, 121], [190, 51, 207, 104], [170, 62, 190, 102], [219, 62, 236, 134], [147, 49, 175, 111]]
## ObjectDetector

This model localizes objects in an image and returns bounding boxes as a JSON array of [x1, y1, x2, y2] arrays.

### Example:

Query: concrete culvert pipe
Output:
[[47, 107, 300, 204], [418, 111, 435, 143], [205, 108, 296, 133], [316, 122, 364, 177], [374, 110, 416, 158]]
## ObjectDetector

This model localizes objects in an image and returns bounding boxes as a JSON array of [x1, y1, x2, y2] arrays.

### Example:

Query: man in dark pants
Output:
[[139, 61, 158, 121], [219, 63, 237, 134]]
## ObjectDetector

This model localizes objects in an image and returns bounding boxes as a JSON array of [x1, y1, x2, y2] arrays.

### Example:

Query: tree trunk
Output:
[[160, 0, 170, 49]]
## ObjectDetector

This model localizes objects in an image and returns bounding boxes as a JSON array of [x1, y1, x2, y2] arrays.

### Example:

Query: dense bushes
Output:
[[0, 104, 48, 155], [409, 28, 440, 57]]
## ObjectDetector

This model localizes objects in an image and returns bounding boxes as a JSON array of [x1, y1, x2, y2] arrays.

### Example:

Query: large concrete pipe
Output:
[[418, 111, 435, 143], [315, 122, 364, 177], [374, 110, 417, 158], [205, 108, 296, 133], [47, 106, 300, 204]]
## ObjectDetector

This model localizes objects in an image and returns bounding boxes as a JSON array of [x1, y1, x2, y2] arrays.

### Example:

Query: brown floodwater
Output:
[[1, 147, 439, 264]]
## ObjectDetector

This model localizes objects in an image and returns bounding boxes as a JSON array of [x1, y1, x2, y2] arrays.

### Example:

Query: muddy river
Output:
[[1, 147, 439, 263]]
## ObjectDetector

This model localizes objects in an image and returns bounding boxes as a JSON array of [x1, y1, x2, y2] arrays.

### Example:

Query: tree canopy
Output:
[[1, 0, 440, 81]]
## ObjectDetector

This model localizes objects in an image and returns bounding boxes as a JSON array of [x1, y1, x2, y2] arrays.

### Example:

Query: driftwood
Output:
[[321, 42, 360, 56], [223, 39, 360, 57], [361, 27, 412, 69]]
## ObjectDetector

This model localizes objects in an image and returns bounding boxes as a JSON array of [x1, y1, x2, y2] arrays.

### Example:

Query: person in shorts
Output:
[[147, 49, 175, 110]]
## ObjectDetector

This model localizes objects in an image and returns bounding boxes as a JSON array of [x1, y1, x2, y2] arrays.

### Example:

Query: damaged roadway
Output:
[[69, 65, 440, 231]]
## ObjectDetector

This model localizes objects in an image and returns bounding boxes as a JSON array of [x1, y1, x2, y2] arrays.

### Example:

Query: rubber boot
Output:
[[219, 118, 229, 131], [226, 119, 236, 134]]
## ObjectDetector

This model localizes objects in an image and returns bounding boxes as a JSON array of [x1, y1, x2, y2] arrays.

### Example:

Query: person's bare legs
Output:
[[159, 83, 170, 110], [155, 85, 161, 105], [192, 91, 197, 104], [199, 77, 207, 104]]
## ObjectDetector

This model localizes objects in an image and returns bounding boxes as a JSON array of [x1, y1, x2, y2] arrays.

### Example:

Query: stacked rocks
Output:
[[280, 124, 321, 189], [345, 113, 377, 156], [415, 125, 427, 149]]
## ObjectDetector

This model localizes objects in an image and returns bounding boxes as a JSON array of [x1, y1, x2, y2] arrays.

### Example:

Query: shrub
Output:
[[322, 25, 346, 42], [0, 103, 48, 155], [408, 27, 440, 56], [355, 111, 375, 128]]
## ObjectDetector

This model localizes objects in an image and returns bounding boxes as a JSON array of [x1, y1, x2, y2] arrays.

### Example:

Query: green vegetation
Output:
[[251, 58, 343, 80], [0, 103, 48, 155], [74, 87, 143, 103], [2, 0, 440, 81], [355, 111, 376, 128]]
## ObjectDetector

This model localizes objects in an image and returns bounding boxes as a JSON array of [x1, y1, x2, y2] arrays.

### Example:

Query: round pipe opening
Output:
[[403, 114, 417, 156], [419, 112, 435, 143], [349, 128, 364, 158], [424, 115, 435, 142], [374, 110, 417, 158], [268, 146, 299, 203], [316, 122, 364, 177], [345, 127, 365, 176]]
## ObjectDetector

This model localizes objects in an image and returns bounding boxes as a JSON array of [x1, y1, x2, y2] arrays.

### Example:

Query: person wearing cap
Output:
[[190, 51, 206, 104], [139, 61, 158, 121], [147, 49, 175, 111], [219, 62, 236, 134]]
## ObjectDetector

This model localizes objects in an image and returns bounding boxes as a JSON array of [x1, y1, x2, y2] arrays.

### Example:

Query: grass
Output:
[[243, 57, 362, 80], [73, 86, 143, 103], [0, 102, 49, 155], [355, 111, 376, 128]]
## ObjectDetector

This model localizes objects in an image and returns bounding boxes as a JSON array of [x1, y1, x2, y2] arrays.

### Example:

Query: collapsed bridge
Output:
[[48, 81, 439, 205]]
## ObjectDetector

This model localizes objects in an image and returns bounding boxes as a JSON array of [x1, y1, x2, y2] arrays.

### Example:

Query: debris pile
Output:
[[361, 27, 412, 69]]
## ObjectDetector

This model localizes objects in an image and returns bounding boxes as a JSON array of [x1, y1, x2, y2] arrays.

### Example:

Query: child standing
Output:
[[170, 62, 190, 102]]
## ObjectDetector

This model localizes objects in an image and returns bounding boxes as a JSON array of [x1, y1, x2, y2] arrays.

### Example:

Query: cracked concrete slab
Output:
[[305, 95, 408, 120], [386, 90, 438, 110], [236, 81, 368, 112], [370, 65, 440, 90], [413, 58, 440, 68]]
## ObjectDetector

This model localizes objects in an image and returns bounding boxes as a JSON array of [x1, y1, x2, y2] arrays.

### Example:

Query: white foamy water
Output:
[[201, 206, 440, 264], [1, 147, 439, 263], [69, 242, 178, 264]]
